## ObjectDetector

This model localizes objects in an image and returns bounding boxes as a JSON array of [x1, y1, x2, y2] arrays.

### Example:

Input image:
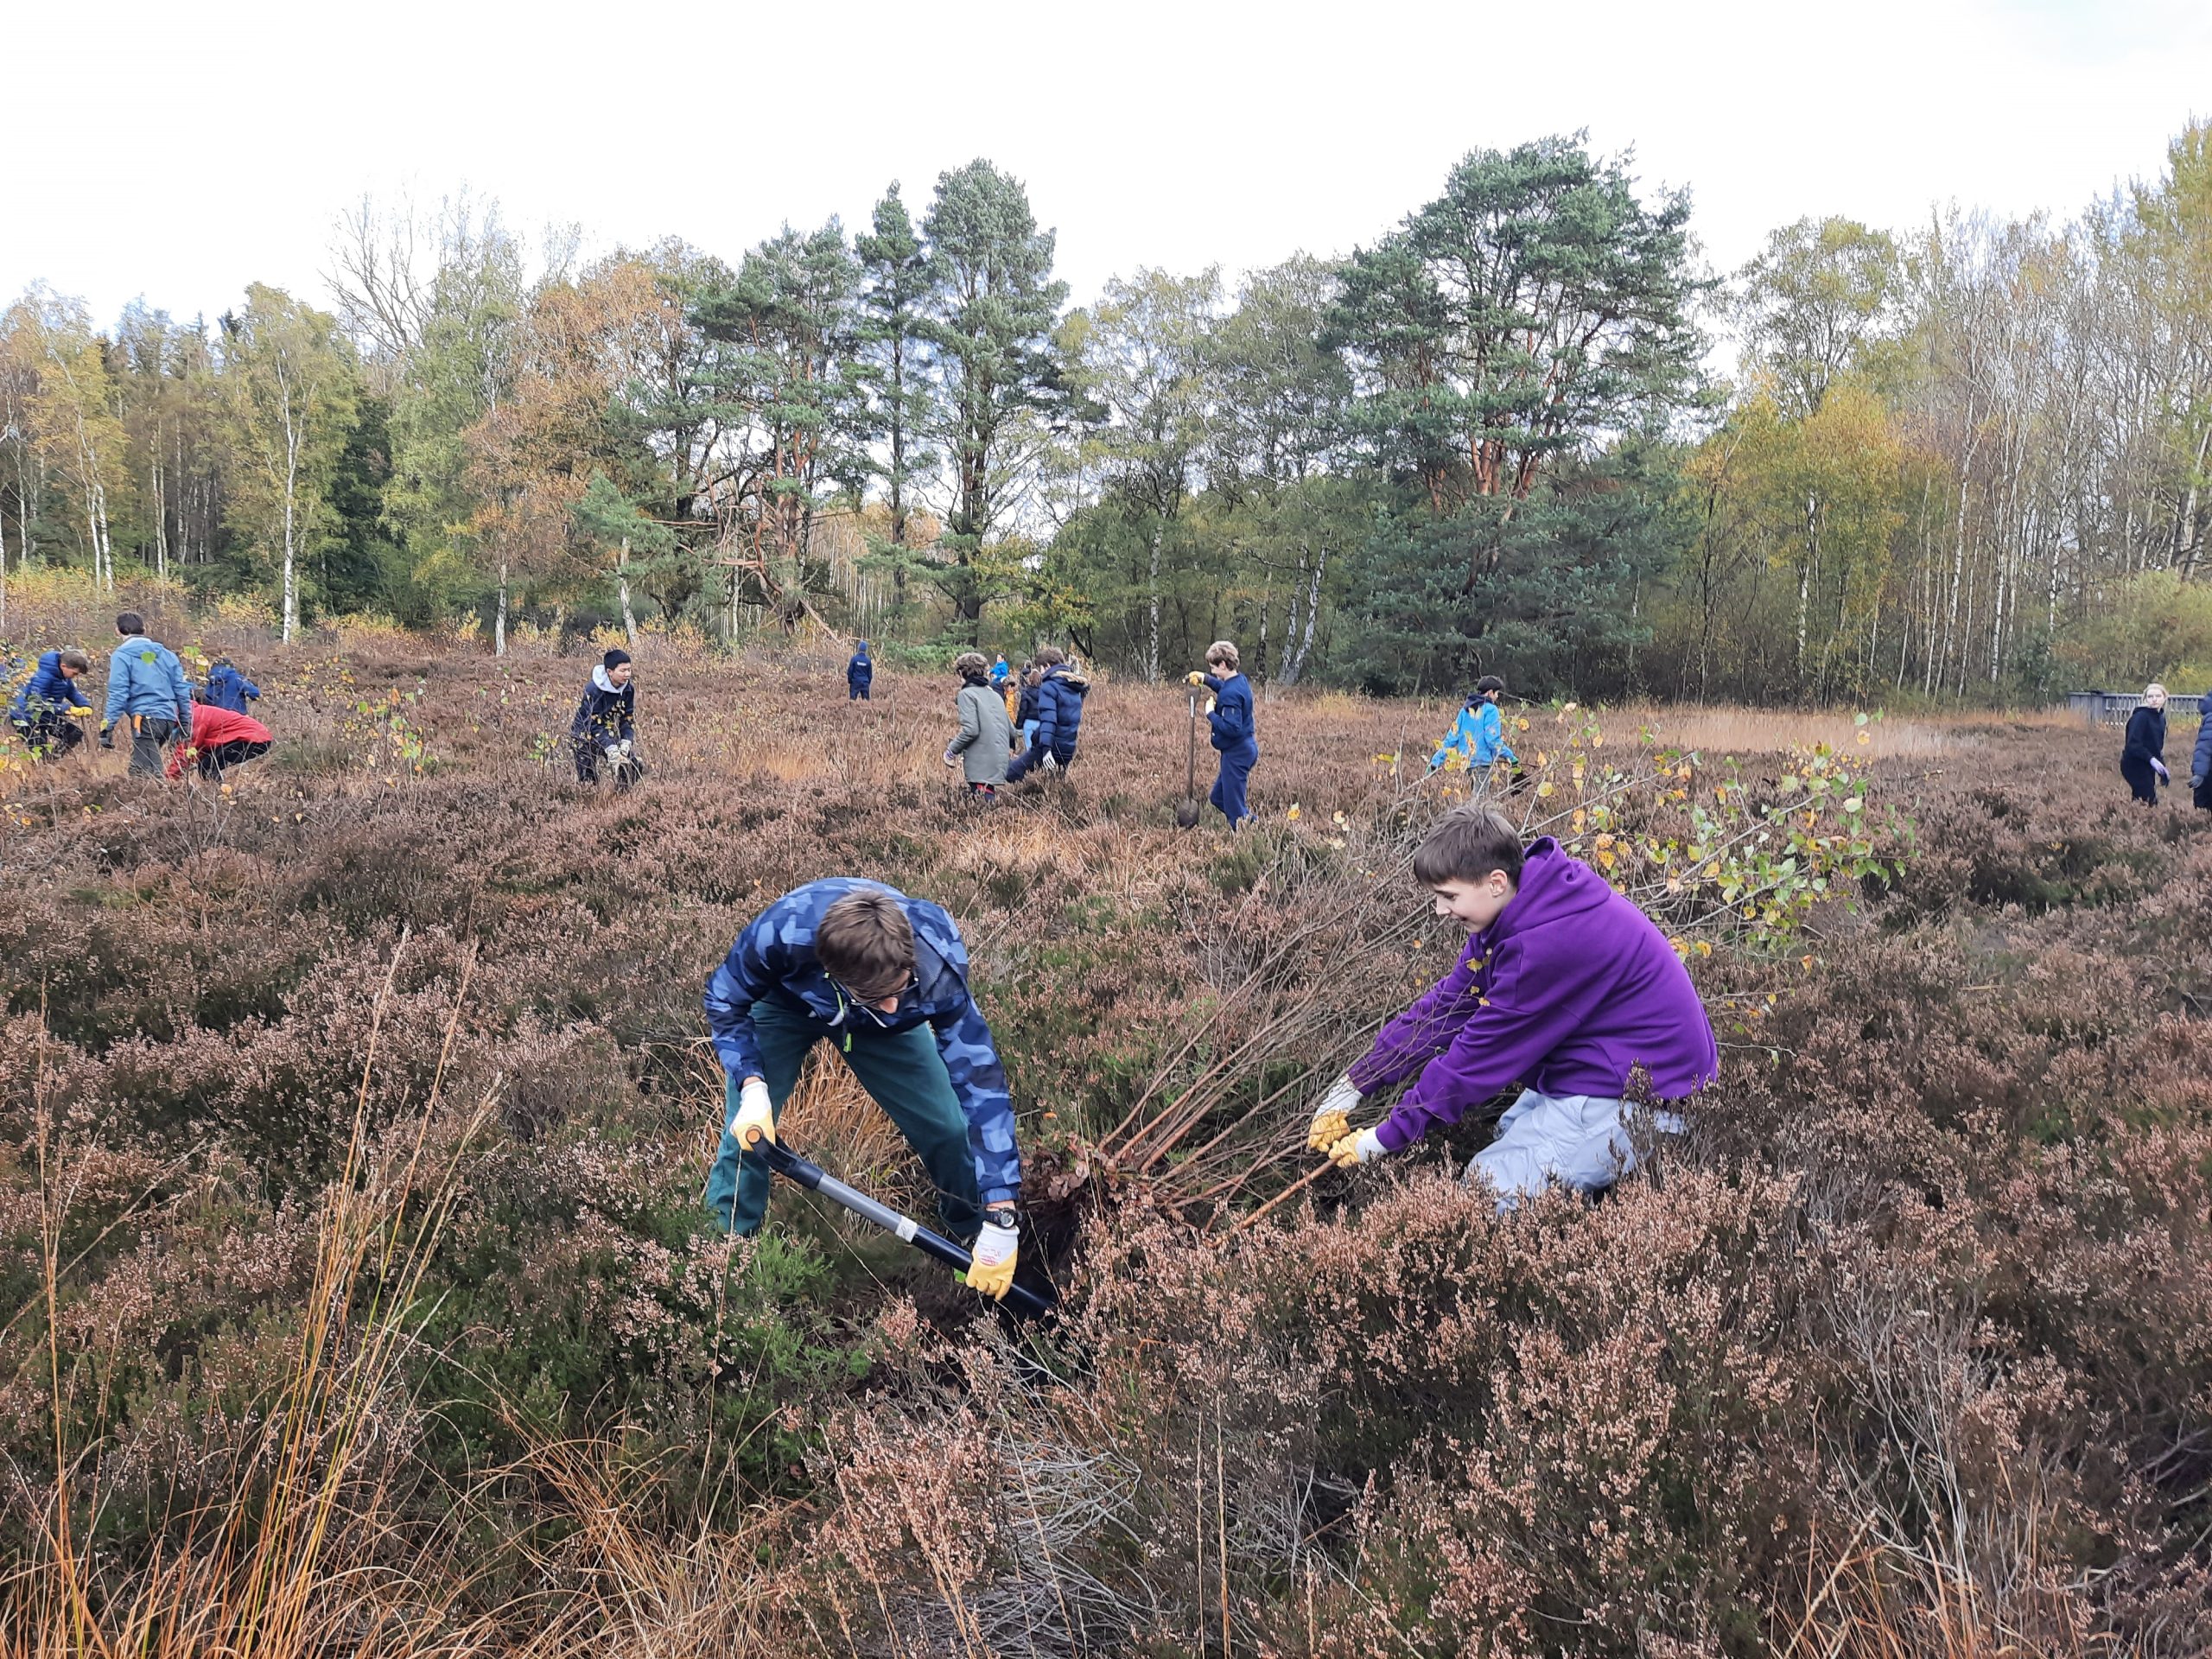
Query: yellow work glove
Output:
[[67, 706, 93, 716], [1328, 1128, 1388, 1169], [1306, 1074, 1362, 1152], [1185, 671, 1207, 687], [728, 1077, 775, 1148], [967, 1211, 1020, 1300]]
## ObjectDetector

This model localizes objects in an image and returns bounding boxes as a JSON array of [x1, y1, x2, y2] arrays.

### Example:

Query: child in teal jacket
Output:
[[1431, 676, 1516, 772]]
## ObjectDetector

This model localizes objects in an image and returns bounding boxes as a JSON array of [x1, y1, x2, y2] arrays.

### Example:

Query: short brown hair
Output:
[[953, 651, 988, 676], [1034, 645, 1065, 666], [816, 890, 915, 1001], [116, 612, 145, 636], [1412, 808, 1524, 888], [1205, 640, 1239, 671], [58, 649, 91, 672]]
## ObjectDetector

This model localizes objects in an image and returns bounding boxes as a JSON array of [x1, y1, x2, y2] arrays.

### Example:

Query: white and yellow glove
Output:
[[1306, 1074, 1363, 1153], [728, 1077, 775, 1148], [1185, 670, 1208, 688], [1327, 1128, 1388, 1169], [967, 1211, 1020, 1300]]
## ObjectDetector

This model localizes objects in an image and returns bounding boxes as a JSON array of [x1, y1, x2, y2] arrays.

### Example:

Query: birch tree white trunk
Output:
[[494, 559, 509, 658], [277, 353, 301, 644], [617, 536, 638, 646], [1143, 524, 1162, 683]]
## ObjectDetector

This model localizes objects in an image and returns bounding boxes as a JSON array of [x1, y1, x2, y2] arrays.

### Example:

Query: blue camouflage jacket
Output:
[[703, 879, 1021, 1205]]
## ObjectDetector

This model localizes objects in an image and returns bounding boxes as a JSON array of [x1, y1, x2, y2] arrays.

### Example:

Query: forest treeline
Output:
[[5, 125, 2212, 702]]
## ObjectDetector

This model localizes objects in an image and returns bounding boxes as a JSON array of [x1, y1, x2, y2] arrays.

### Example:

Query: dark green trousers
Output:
[[703, 998, 982, 1238]]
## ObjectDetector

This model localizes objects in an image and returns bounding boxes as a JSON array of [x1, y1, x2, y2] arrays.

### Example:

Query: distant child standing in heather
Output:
[[2120, 683, 2168, 805], [847, 640, 874, 702], [1430, 676, 1516, 774], [1189, 640, 1257, 829], [1306, 807, 1716, 1210]]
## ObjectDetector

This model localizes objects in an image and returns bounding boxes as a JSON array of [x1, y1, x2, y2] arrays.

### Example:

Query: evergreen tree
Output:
[[919, 160, 1070, 638], [854, 185, 936, 555]]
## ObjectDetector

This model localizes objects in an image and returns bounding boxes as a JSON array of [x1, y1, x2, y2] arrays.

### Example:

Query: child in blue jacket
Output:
[[9, 649, 93, 756], [1431, 676, 1517, 772], [202, 658, 262, 713], [1189, 639, 1257, 828], [1005, 646, 1089, 782], [847, 641, 874, 701]]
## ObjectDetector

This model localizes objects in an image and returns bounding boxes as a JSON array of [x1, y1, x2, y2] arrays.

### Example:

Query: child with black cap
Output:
[[572, 647, 643, 790]]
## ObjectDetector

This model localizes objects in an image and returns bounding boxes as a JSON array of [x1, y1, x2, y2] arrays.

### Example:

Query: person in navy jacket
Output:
[[570, 648, 641, 790], [847, 641, 874, 701], [202, 658, 262, 713], [9, 648, 94, 756], [1189, 640, 1257, 829], [1005, 646, 1090, 782]]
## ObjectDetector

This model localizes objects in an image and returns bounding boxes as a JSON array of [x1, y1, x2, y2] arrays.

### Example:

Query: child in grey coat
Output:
[[944, 652, 1014, 799]]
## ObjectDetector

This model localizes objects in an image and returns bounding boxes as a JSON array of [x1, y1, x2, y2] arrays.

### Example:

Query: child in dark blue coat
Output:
[[847, 641, 874, 701], [1190, 639, 1257, 829], [2120, 684, 2168, 806], [571, 648, 642, 791], [202, 658, 262, 713], [1005, 646, 1090, 782]]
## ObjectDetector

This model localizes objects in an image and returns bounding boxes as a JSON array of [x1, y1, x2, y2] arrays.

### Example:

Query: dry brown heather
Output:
[[3, 613, 2210, 1657]]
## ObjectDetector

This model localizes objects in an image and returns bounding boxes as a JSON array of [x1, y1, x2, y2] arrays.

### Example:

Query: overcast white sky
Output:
[[11, 0, 2209, 331]]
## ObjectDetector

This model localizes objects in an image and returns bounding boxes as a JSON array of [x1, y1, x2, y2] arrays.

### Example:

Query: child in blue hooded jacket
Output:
[[202, 658, 262, 713], [847, 641, 874, 701], [1189, 639, 1257, 828], [1431, 676, 1516, 772]]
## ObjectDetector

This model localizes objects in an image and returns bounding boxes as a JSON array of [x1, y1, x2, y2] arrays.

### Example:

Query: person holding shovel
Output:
[[1188, 640, 1257, 829], [702, 880, 1024, 1300], [1305, 807, 1716, 1210]]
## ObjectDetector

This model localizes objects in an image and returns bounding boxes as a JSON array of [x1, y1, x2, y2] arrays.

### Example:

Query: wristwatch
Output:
[[982, 1205, 1019, 1231]]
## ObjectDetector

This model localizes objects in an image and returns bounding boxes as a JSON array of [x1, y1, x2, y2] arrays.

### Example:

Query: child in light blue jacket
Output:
[[1430, 676, 1516, 772]]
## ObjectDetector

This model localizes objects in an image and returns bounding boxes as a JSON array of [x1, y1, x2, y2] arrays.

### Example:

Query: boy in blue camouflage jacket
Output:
[[702, 880, 1025, 1300]]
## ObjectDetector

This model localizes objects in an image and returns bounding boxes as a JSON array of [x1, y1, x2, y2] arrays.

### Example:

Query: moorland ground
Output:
[[3, 603, 2210, 1658]]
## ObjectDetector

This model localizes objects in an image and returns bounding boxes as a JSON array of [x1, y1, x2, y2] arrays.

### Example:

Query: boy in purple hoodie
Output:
[[1306, 808, 1717, 1208]]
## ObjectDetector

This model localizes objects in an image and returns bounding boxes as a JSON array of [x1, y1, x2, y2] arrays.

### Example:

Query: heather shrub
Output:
[[4, 627, 2210, 1655]]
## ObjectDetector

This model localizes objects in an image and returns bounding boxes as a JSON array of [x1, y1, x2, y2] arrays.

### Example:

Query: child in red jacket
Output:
[[168, 701, 273, 780]]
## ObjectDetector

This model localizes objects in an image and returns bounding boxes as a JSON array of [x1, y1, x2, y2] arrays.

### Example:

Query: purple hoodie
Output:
[[1351, 837, 1718, 1153]]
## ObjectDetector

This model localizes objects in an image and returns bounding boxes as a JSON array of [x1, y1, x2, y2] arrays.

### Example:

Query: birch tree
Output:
[[219, 285, 358, 640]]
